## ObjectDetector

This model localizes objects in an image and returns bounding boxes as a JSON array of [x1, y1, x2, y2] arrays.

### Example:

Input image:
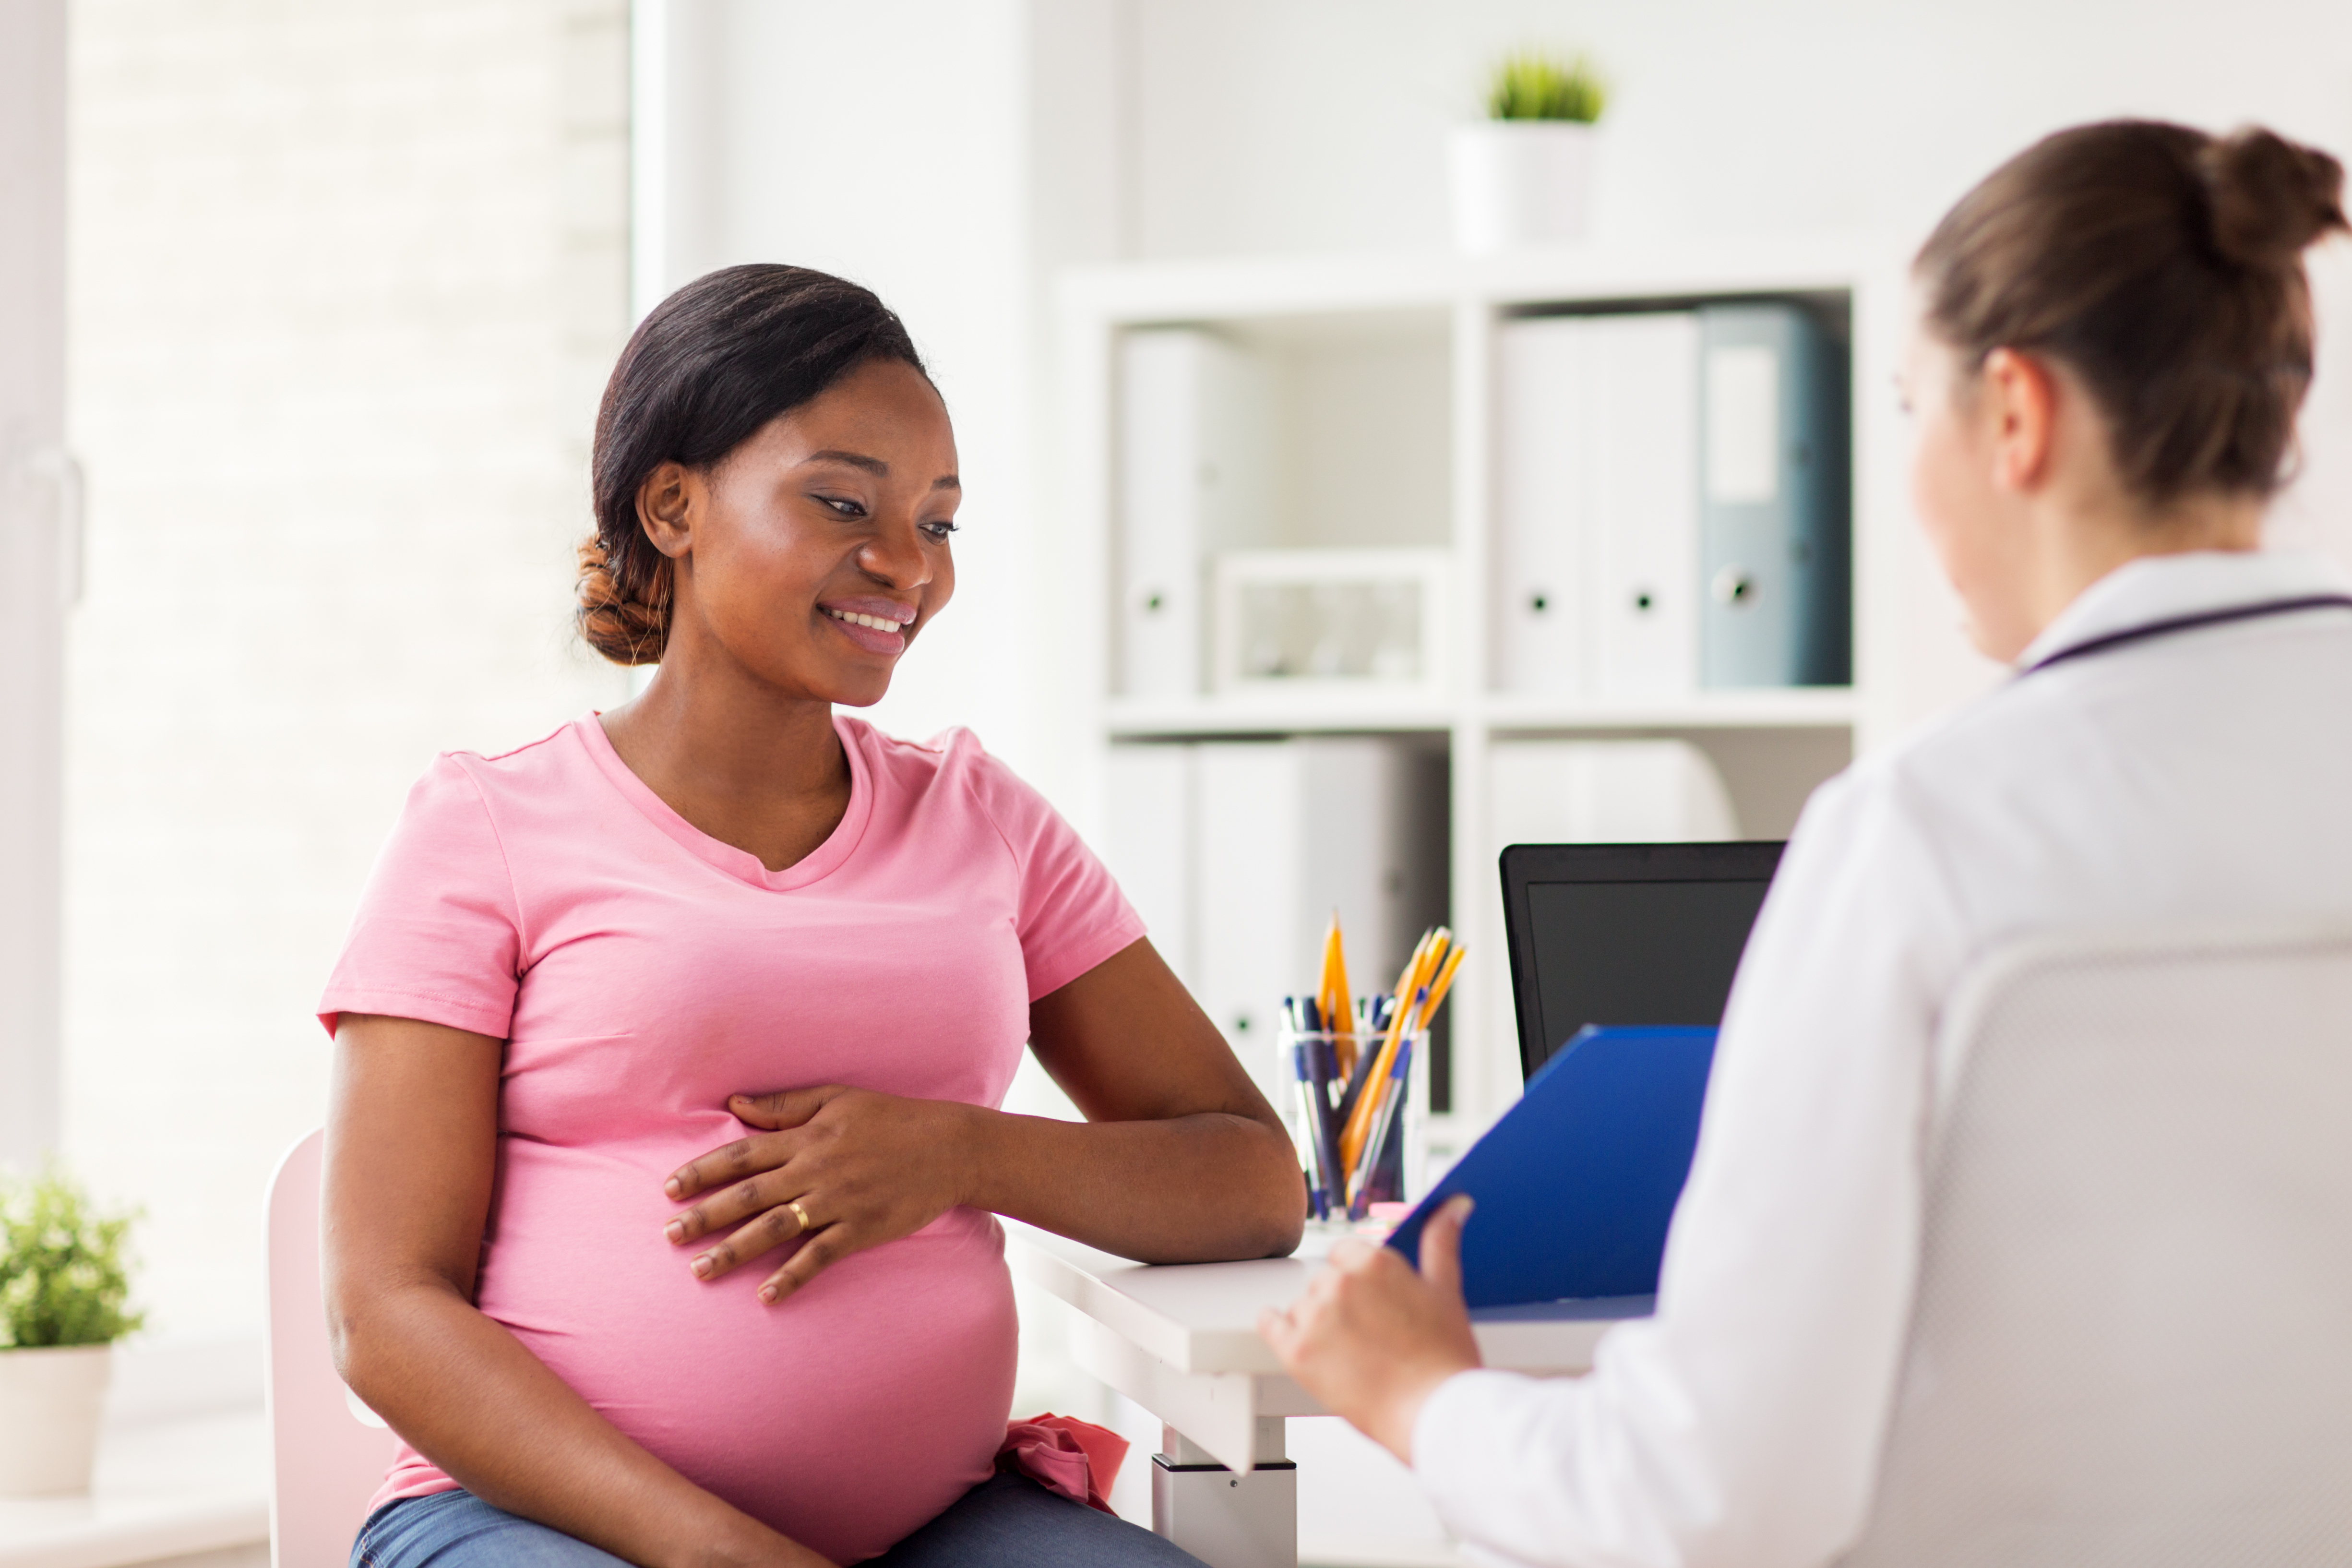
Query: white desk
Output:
[[1007, 1224, 1643, 1568]]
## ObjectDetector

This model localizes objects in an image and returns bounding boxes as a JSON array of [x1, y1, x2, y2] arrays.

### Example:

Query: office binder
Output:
[[1115, 329, 1271, 698], [1492, 316, 1593, 695], [1697, 303, 1851, 688], [1587, 313, 1701, 701], [1385, 1025, 1716, 1307], [1493, 311, 1703, 699]]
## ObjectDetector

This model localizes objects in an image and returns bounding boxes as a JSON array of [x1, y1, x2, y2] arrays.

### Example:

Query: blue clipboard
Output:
[[1385, 1025, 1717, 1309]]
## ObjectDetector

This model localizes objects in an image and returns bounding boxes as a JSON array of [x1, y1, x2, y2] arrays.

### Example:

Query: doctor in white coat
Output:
[[1260, 118, 2352, 1568]]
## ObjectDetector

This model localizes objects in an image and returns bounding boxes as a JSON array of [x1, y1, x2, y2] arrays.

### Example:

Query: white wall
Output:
[[1129, 0, 2352, 256], [63, 0, 631, 1339], [0, 0, 68, 1167]]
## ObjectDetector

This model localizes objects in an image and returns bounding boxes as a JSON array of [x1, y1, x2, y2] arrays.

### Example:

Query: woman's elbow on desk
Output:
[[1018, 938, 1308, 1262], [962, 1094, 1306, 1265]]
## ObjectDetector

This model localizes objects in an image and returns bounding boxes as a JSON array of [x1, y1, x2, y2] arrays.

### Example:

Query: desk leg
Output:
[[1151, 1418, 1296, 1568]]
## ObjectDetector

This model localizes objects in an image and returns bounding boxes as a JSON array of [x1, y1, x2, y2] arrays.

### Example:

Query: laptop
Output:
[[1500, 841, 1786, 1080]]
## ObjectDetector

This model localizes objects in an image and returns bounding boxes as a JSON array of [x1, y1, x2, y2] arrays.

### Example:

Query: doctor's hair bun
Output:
[[578, 264, 929, 668], [1916, 120, 2347, 507], [2197, 127, 2348, 272]]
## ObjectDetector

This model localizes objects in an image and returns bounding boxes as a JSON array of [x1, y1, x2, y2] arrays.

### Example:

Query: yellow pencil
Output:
[[1415, 945, 1467, 1032], [1338, 942, 1420, 1170], [1340, 928, 1445, 1169], [1319, 912, 1355, 1076]]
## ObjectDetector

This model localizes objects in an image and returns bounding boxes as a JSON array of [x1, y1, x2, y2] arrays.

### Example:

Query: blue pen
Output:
[[1347, 990, 1423, 1217], [1289, 1036, 1333, 1219], [1308, 1033, 1346, 1209]]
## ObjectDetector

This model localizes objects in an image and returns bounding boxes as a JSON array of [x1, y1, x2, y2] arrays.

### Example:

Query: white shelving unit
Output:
[[1055, 233, 1922, 1155]]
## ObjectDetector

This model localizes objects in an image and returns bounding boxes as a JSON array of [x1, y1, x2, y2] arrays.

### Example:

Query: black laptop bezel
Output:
[[1499, 841, 1787, 1082]]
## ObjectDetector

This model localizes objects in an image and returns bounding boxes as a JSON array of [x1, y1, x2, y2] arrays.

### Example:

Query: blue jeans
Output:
[[354, 1471, 1206, 1567]]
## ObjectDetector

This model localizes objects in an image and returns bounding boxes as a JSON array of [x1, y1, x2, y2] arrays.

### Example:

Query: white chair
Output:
[[1842, 922, 2352, 1566], [265, 1129, 399, 1567]]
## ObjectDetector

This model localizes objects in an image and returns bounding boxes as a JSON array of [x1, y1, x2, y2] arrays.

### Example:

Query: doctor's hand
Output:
[[661, 1085, 979, 1306], [1258, 1196, 1483, 1464]]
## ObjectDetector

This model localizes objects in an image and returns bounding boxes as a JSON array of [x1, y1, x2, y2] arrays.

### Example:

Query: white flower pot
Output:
[[0, 1343, 113, 1496], [1449, 120, 1599, 253]]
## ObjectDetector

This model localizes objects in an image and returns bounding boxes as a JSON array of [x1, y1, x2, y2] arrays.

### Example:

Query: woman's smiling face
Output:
[[643, 356, 960, 706]]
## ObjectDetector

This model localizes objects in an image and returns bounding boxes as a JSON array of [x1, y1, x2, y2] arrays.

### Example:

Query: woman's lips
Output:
[[820, 604, 911, 656]]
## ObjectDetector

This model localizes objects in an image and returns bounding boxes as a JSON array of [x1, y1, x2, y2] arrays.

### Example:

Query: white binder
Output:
[[1586, 314, 1701, 701], [1115, 330, 1271, 698], [1492, 316, 1593, 695], [1493, 312, 1701, 700]]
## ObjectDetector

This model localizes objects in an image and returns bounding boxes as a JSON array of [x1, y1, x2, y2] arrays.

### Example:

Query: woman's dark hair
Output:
[[578, 263, 928, 664], [1915, 120, 2347, 506]]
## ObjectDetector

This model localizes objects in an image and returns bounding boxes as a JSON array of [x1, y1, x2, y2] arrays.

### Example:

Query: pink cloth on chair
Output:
[[1000, 1413, 1131, 1513]]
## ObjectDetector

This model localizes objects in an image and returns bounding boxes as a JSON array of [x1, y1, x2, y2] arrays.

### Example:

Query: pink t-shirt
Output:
[[318, 714, 1144, 1564]]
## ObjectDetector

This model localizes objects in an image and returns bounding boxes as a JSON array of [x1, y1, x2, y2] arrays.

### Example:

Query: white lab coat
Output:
[[1413, 550, 2352, 1568]]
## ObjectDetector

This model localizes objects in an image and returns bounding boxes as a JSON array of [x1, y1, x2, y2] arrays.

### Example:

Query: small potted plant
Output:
[[0, 1164, 143, 1496], [1450, 51, 1610, 252]]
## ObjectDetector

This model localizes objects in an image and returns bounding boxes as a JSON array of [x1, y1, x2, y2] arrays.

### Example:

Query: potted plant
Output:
[[1450, 52, 1610, 252], [0, 1164, 143, 1496]]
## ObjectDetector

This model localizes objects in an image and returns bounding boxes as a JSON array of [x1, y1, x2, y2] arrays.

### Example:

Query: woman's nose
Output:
[[858, 520, 932, 587]]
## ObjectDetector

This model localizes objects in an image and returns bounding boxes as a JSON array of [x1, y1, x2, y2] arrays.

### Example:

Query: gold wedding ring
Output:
[[786, 1198, 813, 1234]]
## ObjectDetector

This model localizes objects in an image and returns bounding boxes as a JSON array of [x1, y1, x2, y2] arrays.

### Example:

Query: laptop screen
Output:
[[1501, 842, 1784, 1079]]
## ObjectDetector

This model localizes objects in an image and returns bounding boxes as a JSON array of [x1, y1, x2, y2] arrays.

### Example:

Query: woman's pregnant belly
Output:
[[460, 1136, 1015, 1564]]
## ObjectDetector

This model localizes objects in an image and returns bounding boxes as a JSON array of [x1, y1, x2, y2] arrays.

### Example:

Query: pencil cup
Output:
[[1276, 1025, 1429, 1224]]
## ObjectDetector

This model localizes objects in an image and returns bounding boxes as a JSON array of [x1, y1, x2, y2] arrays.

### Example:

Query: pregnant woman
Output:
[[318, 265, 1303, 1566]]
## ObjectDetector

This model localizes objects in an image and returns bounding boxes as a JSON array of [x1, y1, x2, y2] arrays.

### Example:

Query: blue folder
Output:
[[1385, 1025, 1717, 1309]]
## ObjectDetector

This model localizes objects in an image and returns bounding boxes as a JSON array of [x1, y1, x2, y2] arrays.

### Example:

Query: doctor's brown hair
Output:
[[1915, 120, 2346, 505], [577, 264, 928, 665]]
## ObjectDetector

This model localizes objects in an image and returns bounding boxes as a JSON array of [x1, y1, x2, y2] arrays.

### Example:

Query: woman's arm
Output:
[[989, 934, 1305, 1258], [323, 1014, 831, 1568], [661, 938, 1304, 1301]]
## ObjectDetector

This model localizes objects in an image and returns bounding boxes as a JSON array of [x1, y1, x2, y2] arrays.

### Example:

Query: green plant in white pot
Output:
[[0, 1164, 143, 1496], [1450, 51, 1611, 253]]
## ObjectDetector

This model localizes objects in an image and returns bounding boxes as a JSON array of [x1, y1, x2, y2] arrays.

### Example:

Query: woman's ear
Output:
[[1979, 347, 2060, 495], [636, 461, 696, 560]]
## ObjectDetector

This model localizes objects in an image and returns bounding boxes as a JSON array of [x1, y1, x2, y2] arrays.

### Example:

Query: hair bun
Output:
[[2197, 127, 2349, 269], [575, 535, 670, 666]]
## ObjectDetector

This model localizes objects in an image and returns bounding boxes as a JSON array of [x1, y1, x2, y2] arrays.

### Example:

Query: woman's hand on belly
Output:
[[669, 940, 1309, 1283], [663, 1086, 979, 1304]]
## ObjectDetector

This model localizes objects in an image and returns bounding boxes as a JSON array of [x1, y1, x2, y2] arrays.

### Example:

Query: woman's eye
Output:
[[817, 494, 866, 518], [922, 520, 959, 541]]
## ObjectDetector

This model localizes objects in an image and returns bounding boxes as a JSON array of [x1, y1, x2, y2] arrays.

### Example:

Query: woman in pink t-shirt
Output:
[[319, 265, 1303, 1568]]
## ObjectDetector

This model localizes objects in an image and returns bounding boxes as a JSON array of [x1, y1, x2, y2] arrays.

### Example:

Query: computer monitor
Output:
[[1500, 842, 1785, 1080]]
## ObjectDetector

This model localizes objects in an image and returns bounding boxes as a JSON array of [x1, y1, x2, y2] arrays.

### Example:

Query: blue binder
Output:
[[1697, 302, 1851, 688], [1385, 1025, 1717, 1308]]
